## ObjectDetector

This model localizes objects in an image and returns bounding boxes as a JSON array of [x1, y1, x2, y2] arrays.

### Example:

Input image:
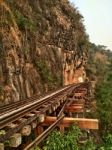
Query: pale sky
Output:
[[69, 0, 112, 50]]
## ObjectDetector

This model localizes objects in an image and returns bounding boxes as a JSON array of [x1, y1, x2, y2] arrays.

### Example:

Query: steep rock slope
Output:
[[0, 0, 88, 105]]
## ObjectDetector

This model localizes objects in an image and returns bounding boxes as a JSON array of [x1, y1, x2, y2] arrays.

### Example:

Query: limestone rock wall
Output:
[[0, 0, 88, 105], [63, 50, 87, 85]]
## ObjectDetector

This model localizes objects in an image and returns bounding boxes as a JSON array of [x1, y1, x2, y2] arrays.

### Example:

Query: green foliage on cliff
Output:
[[0, 0, 89, 100], [15, 10, 36, 32], [35, 59, 54, 83], [34, 58, 61, 89]]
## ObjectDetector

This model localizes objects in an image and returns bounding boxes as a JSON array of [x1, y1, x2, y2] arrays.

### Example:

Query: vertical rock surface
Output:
[[0, 0, 89, 105]]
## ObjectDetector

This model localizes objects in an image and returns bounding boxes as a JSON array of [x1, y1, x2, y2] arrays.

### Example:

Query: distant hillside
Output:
[[86, 43, 112, 83]]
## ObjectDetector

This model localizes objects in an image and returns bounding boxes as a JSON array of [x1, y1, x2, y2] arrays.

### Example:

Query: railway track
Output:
[[0, 85, 74, 126], [0, 85, 70, 115], [0, 82, 90, 149]]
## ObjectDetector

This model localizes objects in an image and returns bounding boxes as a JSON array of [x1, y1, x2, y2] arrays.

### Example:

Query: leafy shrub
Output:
[[97, 134, 112, 150], [15, 11, 36, 31], [23, 48, 30, 55], [81, 138, 96, 150], [43, 131, 64, 150], [96, 79, 112, 133], [34, 58, 59, 89], [35, 59, 53, 82], [43, 125, 81, 150]]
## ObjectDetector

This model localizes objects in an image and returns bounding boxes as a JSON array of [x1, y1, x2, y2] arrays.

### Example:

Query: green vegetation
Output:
[[23, 48, 30, 55], [100, 134, 112, 150], [34, 58, 61, 89], [96, 77, 112, 134], [95, 72, 112, 149], [87, 43, 112, 135], [1, 0, 112, 149], [15, 10, 36, 32], [81, 138, 96, 150], [87, 43, 112, 82], [34, 125, 98, 150], [32, 147, 41, 150], [43, 125, 81, 150], [34, 125, 112, 150], [87, 43, 112, 149]]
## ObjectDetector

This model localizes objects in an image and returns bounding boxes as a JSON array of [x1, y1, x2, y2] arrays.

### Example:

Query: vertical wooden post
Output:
[[69, 112, 72, 117], [76, 113, 79, 118], [53, 112, 57, 117], [37, 126, 44, 135], [0, 143, 4, 150], [34, 127, 38, 138], [59, 125, 65, 134]]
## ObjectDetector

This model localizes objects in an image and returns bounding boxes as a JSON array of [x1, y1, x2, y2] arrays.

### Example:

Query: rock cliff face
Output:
[[0, 0, 88, 105]]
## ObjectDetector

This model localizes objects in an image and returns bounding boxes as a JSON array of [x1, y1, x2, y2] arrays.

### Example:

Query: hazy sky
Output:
[[69, 0, 112, 50]]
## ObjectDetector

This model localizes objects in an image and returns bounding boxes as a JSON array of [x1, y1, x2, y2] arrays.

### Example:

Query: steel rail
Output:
[[0, 98, 63, 142], [0, 82, 88, 127], [0, 85, 70, 114], [0, 94, 40, 114], [0, 85, 74, 129], [0, 86, 69, 119], [0, 82, 89, 143], [0, 82, 89, 115], [0, 99, 64, 142], [57, 100, 68, 118]]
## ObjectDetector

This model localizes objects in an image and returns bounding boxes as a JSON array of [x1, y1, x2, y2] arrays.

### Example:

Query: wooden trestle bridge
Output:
[[0, 82, 98, 150]]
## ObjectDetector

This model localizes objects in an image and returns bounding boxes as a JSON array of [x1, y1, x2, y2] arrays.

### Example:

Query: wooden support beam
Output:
[[59, 125, 65, 134], [75, 90, 87, 94], [0, 143, 4, 150], [67, 103, 84, 108], [70, 103, 84, 107], [37, 114, 45, 123], [74, 96, 84, 100], [37, 126, 44, 135], [31, 121, 37, 129], [21, 125, 31, 136], [43, 117, 99, 130], [74, 99, 85, 104], [60, 98, 64, 103], [17, 118, 27, 123], [66, 102, 84, 107], [52, 105, 56, 111], [25, 113, 35, 118], [6, 123, 18, 129], [57, 101, 60, 107], [67, 99, 85, 107], [48, 107, 52, 114], [65, 105, 84, 113], [68, 112, 73, 117], [74, 93, 85, 97], [9, 133, 22, 148]]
